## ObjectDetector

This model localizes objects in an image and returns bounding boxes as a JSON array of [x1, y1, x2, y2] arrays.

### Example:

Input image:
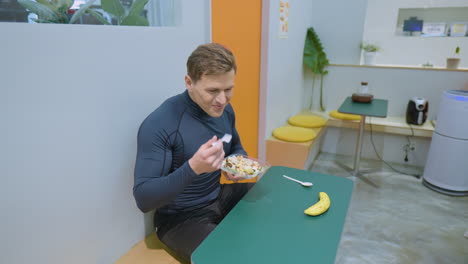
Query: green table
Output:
[[191, 166, 354, 264], [338, 97, 388, 187]]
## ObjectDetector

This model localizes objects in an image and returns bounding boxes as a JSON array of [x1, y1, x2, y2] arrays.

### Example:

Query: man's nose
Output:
[[216, 91, 228, 104]]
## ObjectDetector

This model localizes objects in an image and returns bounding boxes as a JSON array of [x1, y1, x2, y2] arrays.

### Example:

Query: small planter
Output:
[[446, 58, 460, 69], [363, 52, 377, 65]]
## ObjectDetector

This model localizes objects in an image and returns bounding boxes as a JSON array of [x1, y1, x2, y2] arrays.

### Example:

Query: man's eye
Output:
[[209, 90, 218, 94]]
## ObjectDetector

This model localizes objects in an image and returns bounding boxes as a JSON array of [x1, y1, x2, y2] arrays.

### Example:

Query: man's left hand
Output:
[[223, 171, 245, 182]]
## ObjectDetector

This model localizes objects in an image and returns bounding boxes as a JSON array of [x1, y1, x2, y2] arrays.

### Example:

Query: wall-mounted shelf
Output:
[[330, 63, 468, 72], [396, 7, 468, 37], [308, 110, 434, 138]]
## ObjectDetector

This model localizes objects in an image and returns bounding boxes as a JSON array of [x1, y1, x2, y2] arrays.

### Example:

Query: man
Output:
[[133, 43, 252, 262]]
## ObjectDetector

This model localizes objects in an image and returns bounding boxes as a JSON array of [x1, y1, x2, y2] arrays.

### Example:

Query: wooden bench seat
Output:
[[266, 127, 325, 170], [116, 232, 185, 264]]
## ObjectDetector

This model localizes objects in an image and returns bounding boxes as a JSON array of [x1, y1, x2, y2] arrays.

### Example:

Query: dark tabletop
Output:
[[191, 166, 354, 264], [338, 97, 388, 117]]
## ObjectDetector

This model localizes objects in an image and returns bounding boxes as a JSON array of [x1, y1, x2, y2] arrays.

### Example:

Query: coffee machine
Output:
[[406, 97, 428, 125]]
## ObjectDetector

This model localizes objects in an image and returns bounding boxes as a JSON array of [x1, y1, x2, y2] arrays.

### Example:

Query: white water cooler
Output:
[[423, 90, 468, 196]]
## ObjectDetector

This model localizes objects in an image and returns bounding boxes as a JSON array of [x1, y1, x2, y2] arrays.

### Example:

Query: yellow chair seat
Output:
[[329, 110, 361, 120], [272, 126, 317, 142], [288, 114, 326, 128]]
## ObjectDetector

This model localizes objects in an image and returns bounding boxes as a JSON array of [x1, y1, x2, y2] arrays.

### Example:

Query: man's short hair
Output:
[[187, 43, 237, 83]]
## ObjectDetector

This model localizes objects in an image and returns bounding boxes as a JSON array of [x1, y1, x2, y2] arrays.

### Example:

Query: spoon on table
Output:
[[283, 175, 313, 187]]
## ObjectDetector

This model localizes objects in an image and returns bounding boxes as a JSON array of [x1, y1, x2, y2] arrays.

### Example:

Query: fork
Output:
[[212, 134, 232, 146]]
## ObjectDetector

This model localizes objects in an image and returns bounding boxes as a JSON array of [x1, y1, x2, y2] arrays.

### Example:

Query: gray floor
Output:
[[308, 152, 468, 264]]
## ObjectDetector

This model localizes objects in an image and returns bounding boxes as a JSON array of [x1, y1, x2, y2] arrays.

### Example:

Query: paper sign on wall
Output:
[[422, 23, 446, 37], [278, 0, 290, 39], [450, 23, 467, 37]]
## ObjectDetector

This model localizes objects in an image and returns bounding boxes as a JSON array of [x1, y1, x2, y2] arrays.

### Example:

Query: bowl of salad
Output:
[[221, 154, 271, 179]]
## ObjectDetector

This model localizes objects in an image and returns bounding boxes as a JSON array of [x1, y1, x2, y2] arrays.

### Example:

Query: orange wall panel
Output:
[[212, 0, 262, 158]]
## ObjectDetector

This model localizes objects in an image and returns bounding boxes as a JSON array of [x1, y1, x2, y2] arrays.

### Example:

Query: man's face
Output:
[[185, 70, 235, 118]]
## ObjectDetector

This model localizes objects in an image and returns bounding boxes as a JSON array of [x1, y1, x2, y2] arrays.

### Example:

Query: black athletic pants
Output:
[[155, 183, 253, 263]]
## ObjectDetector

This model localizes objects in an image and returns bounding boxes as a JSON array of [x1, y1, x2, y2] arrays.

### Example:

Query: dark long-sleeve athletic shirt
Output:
[[133, 90, 246, 214]]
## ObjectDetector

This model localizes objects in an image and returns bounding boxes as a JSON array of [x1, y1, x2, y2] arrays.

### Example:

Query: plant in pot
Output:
[[360, 42, 381, 65], [303, 27, 329, 111], [18, 0, 150, 26], [90, 0, 150, 26], [446, 46, 461, 69]]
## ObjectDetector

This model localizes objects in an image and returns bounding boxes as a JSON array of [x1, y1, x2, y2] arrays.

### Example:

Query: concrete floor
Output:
[[309, 152, 468, 264]]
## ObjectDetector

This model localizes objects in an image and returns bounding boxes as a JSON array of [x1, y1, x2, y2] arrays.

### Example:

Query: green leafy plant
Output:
[[18, 0, 150, 26], [455, 46, 461, 55], [360, 42, 381, 53], [303, 27, 329, 111], [18, 0, 96, 24], [96, 0, 150, 26]]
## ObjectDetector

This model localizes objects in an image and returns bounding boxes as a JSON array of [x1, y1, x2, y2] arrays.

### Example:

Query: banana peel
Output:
[[304, 192, 330, 216]]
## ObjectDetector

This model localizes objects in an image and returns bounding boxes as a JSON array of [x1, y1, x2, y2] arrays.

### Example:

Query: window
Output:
[[0, 0, 180, 27]]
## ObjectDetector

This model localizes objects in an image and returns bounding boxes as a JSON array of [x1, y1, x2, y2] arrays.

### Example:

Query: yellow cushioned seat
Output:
[[329, 110, 361, 120], [272, 126, 317, 142], [288, 114, 326, 128]]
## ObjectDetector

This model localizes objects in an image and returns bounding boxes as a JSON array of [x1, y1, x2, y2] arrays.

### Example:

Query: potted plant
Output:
[[18, 0, 150, 26], [18, 0, 96, 24], [96, 0, 150, 26], [446, 46, 461, 69], [360, 42, 381, 65], [303, 27, 329, 111]]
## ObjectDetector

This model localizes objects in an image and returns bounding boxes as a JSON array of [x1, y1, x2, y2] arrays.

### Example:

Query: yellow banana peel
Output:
[[304, 192, 331, 216]]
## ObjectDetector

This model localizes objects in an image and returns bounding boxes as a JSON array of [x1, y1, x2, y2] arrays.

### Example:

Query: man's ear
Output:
[[184, 75, 193, 90]]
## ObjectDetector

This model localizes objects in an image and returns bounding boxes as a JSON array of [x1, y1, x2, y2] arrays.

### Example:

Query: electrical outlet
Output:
[[403, 143, 415, 152], [403, 143, 416, 162]]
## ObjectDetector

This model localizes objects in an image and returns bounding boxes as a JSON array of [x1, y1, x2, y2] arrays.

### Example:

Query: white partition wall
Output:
[[259, 0, 314, 159], [0, 1, 210, 263], [259, 0, 367, 159]]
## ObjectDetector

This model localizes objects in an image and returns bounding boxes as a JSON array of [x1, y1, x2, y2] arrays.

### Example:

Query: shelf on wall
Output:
[[330, 64, 468, 72], [396, 7, 468, 38], [308, 110, 434, 138]]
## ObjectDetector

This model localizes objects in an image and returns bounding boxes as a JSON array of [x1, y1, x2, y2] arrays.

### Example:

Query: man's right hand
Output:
[[189, 136, 225, 175]]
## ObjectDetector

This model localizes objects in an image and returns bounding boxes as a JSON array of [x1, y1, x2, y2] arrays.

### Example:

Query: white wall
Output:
[[363, 0, 468, 67], [318, 65, 467, 168], [322, 127, 431, 167], [259, 0, 313, 161], [0, 1, 210, 263], [259, 0, 367, 159], [308, 0, 368, 65], [322, 65, 468, 121]]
